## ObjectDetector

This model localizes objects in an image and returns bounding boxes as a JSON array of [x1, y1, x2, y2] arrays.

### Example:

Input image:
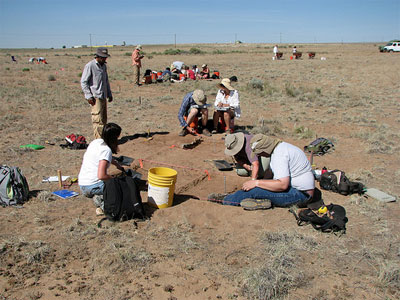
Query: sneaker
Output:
[[179, 128, 187, 136], [207, 193, 227, 204], [202, 129, 211, 137], [211, 129, 218, 134], [240, 198, 272, 211], [96, 207, 104, 216]]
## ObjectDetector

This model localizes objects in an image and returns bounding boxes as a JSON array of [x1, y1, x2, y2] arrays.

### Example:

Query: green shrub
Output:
[[22, 68, 30, 72], [189, 47, 204, 54], [164, 48, 183, 55], [78, 72, 82, 77], [48, 75, 56, 81], [5, 67, 10, 71], [212, 49, 226, 55], [125, 52, 131, 56]]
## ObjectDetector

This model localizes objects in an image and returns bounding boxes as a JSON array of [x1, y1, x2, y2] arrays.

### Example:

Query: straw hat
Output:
[[201, 64, 207, 68], [192, 89, 207, 104], [224, 133, 245, 156], [218, 78, 234, 91]]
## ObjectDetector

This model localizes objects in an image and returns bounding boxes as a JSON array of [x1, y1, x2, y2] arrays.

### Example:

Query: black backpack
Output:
[[291, 204, 348, 233], [319, 169, 364, 196], [99, 176, 146, 227], [60, 134, 88, 150]]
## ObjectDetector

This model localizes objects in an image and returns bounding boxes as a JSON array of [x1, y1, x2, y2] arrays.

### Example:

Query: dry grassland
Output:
[[0, 43, 399, 300]]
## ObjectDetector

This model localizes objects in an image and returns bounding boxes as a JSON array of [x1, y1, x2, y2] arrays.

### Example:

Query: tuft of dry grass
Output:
[[240, 231, 317, 300]]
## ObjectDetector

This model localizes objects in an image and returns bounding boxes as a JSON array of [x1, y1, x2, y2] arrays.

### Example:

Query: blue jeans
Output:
[[80, 181, 104, 208], [223, 186, 309, 207]]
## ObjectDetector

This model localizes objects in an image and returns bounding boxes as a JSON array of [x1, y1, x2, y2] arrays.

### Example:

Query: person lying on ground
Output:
[[78, 123, 125, 216], [200, 64, 210, 79], [177, 89, 211, 137], [221, 134, 315, 210], [212, 78, 241, 134], [224, 132, 271, 180]]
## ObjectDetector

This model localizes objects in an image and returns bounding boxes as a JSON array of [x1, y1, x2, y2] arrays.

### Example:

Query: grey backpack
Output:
[[0, 165, 29, 206]]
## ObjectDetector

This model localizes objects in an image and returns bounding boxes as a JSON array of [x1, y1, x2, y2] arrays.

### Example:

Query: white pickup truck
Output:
[[382, 41, 400, 52]]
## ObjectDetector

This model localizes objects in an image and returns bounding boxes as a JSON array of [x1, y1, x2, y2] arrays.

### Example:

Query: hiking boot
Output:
[[179, 128, 187, 136], [207, 193, 227, 204], [96, 207, 104, 216], [240, 198, 272, 211], [202, 129, 211, 137]]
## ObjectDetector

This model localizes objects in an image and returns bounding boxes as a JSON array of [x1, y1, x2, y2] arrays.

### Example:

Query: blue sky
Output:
[[0, 0, 399, 48]]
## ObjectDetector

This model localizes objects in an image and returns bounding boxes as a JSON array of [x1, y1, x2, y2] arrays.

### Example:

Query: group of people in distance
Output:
[[79, 47, 319, 216], [177, 76, 240, 137]]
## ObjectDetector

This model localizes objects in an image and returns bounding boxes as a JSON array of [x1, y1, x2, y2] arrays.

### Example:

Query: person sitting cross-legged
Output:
[[222, 134, 315, 210], [177, 89, 211, 137]]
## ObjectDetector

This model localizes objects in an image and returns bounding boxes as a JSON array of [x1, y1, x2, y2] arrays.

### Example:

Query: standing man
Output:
[[81, 47, 113, 139], [132, 45, 144, 86]]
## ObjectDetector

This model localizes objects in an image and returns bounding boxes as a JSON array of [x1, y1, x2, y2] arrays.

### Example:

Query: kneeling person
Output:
[[177, 89, 211, 136], [223, 134, 315, 209], [78, 123, 125, 215]]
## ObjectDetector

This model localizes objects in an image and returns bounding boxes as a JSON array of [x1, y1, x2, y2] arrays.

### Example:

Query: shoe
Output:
[[240, 198, 272, 211], [202, 129, 211, 137], [207, 193, 227, 204], [96, 207, 104, 216], [211, 129, 218, 134], [179, 128, 187, 136]]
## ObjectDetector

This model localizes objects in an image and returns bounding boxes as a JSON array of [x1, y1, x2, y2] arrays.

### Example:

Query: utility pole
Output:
[[174, 34, 176, 48], [235, 33, 237, 43], [89, 33, 92, 51]]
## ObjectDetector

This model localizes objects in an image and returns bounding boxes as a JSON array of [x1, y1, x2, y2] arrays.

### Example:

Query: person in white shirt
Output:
[[273, 45, 279, 59], [78, 123, 125, 215], [212, 78, 241, 134], [222, 134, 315, 210]]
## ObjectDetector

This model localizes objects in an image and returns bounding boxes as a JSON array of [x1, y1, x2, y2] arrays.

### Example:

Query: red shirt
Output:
[[187, 69, 195, 80], [131, 49, 142, 67]]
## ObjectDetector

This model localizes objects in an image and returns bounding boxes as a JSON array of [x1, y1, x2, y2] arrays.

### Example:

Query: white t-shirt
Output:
[[270, 142, 314, 191], [78, 139, 112, 186]]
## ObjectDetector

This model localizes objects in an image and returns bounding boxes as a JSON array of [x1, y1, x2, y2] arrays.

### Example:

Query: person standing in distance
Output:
[[81, 47, 113, 139], [132, 45, 144, 86]]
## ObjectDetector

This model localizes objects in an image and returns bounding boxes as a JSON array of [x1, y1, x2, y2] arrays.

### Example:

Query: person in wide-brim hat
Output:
[[224, 132, 271, 180], [220, 134, 317, 211], [212, 78, 241, 134]]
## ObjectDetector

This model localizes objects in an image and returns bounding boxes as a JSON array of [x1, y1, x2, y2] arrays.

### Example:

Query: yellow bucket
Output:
[[147, 167, 177, 209]]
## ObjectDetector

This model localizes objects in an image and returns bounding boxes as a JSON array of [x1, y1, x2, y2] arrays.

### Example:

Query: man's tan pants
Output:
[[133, 65, 140, 85], [91, 98, 107, 139]]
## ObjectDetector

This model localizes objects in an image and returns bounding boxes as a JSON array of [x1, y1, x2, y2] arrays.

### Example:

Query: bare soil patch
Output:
[[0, 43, 399, 300]]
